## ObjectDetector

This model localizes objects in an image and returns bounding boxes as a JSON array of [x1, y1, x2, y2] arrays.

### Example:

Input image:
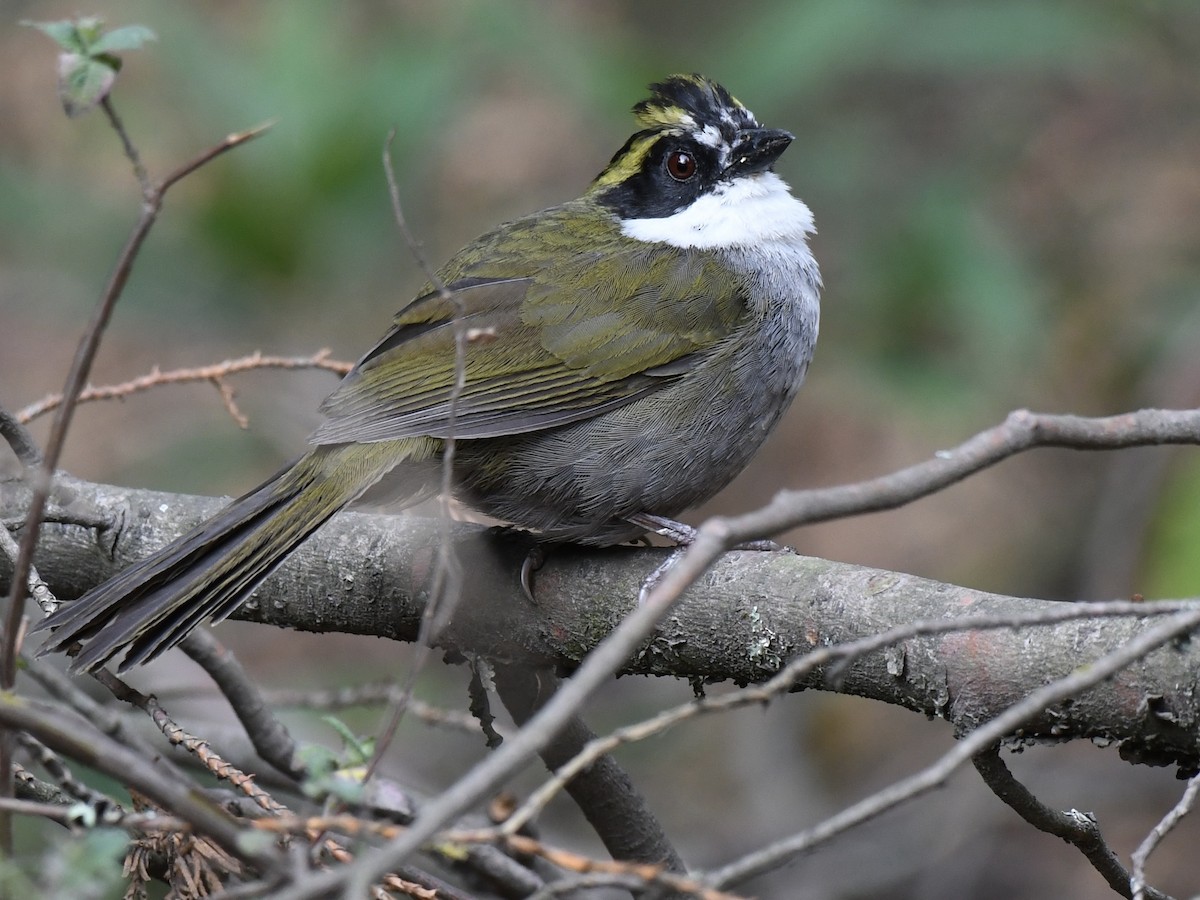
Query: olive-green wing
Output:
[[310, 230, 747, 445]]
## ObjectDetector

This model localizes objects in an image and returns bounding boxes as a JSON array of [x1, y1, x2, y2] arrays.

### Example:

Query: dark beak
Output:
[[729, 127, 794, 175]]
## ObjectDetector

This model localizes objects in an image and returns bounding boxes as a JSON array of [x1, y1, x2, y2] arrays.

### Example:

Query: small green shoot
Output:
[[296, 716, 377, 804], [21, 17, 156, 117]]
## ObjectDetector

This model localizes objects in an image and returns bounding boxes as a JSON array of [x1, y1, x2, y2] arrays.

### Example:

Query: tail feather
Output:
[[35, 443, 412, 672]]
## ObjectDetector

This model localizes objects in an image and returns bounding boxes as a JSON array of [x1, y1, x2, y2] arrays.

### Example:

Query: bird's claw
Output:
[[520, 545, 546, 603]]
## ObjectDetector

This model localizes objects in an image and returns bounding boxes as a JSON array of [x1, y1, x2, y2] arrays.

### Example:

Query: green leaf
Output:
[[295, 742, 338, 775], [303, 770, 366, 804], [71, 16, 107, 48], [58, 53, 117, 118], [89, 25, 157, 54], [25, 17, 154, 117], [320, 715, 374, 764], [20, 19, 88, 54]]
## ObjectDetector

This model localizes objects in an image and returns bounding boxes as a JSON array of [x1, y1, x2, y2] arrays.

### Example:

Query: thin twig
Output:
[[0, 796, 90, 824], [4, 117, 273, 684], [1131, 771, 1200, 900], [16, 732, 123, 817], [0, 404, 42, 467], [0, 689, 284, 875], [13, 764, 79, 808], [0, 115, 272, 853], [180, 630, 302, 780], [245, 812, 730, 899], [16, 350, 350, 425], [101, 96, 150, 195], [0, 524, 54, 615], [22, 655, 189, 781], [262, 682, 492, 735], [91, 666, 472, 896], [494, 665, 686, 872], [475, 832, 742, 900], [719, 408, 1200, 545], [159, 121, 275, 193], [91, 669, 287, 818], [364, 130, 467, 786], [973, 746, 1172, 900], [702, 608, 1200, 889]]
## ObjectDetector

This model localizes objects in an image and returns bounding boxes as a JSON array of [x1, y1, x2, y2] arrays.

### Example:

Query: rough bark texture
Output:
[[4, 474, 1199, 773]]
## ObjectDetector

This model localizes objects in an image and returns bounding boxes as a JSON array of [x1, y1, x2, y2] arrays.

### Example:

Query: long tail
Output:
[[35, 441, 428, 673]]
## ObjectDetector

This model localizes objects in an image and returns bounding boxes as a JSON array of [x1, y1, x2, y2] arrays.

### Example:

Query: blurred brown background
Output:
[[3, 1, 1200, 897]]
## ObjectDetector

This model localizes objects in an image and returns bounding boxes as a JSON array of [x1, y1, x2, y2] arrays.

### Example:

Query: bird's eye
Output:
[[665, 150, 697, 181]]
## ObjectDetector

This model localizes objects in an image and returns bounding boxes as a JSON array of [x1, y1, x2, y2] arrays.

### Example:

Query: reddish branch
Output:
[[17, 350, 351, 428]]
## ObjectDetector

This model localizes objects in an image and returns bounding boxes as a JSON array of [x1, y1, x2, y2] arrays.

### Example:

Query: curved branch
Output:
[[6, 475, 1200, 776], [0, 690, 285, 876], [973, 747, 1172, 900], [719, 407, 1200, 542], [493, 664, 687, 873]]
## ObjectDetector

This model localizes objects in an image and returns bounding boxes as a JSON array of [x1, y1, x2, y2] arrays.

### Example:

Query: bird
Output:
[[35, 74, 821, 673]]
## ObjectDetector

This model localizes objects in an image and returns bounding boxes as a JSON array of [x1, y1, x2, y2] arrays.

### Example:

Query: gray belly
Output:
[[454, 248, 820, 545]]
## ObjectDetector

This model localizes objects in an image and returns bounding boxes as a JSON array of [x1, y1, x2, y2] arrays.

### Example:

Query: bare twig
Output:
[[0, 689, 284, 875], [0, 115, 272, 852], [0, 524, 54, 615], [246, 812, 729, 899], [0, 404, 42, 467], [973, 746, 1172, 900], [16, 350, 350, 425], [363, 130, 467, 786], [14, 764, 80, 808], [476, 832, 742, 900], [1131, 771, 1200, 900], [702, 608, 1200, 889], [91, 668, 287, 818], [0, 796, 93, 825], [718, 408, 1200, 544], [16, 732, 123, 816], [494, 664, 686, 873], [5, 117, 274, 684], [101, 96, 150, 195], [22, 655, 188, 781], [263, 682, 492, 735], [91, 665, 485, 896], [180, 630, 302, 780]]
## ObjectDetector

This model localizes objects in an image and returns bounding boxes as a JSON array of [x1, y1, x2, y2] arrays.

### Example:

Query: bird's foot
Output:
[[627, 512, 697, 545], [627, 513, 794, 604], [627, 512, 791, 552], [637, 546, 684, 606]]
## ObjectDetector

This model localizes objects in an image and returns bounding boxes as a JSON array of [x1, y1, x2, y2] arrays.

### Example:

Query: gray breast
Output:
[[454, 241, 821, 545]]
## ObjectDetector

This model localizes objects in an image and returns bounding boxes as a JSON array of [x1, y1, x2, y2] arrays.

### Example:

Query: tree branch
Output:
[[6, 474, 1200, 776], [973, 746, 1170, 900], [716, 407, 1200, 543], [493, 664, 687, 874], [0, 690, 285, 877], [180, 630, 303, 780]]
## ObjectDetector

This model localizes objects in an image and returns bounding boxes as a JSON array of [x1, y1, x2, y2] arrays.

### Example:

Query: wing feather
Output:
[[310, 202, 748, 445]]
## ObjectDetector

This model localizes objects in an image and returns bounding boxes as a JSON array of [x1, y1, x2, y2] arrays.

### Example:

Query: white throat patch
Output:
[[620, 172, 815, 250]]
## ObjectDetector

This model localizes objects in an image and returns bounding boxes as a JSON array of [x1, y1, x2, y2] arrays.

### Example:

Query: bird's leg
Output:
[[627, 512, 794, 604], [636, 548, 683, 605]]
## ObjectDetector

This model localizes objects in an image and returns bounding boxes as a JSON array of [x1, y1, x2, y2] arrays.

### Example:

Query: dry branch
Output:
[[5, 474, 1200, 773]]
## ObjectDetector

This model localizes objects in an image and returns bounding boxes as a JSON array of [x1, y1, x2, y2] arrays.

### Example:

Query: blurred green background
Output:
[[3, 2, 1200, 898]]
